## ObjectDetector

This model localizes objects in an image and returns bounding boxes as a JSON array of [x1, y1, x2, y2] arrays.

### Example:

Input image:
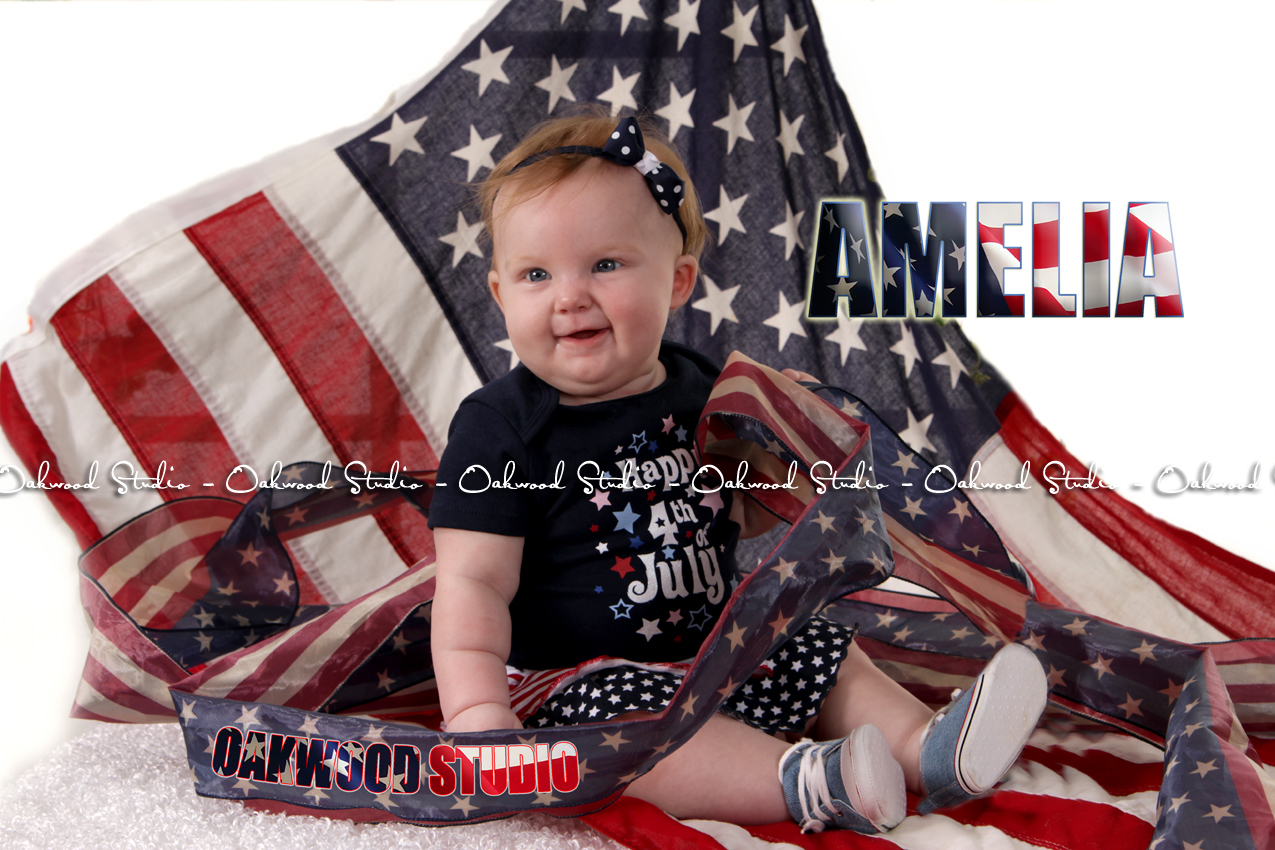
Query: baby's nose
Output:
[[554, 277, 593, 311]]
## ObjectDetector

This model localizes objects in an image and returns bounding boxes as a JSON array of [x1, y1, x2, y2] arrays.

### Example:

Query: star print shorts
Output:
[[520, 615, 856, 735]]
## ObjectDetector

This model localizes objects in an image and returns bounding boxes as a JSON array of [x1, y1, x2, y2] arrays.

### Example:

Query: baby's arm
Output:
[[430, 527, 524, 733]]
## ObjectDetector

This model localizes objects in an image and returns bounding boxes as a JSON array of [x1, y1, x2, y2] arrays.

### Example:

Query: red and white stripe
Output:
[[977, 203, 1025, 317], [1114, 202, 1182, 317], [1082, 202, 1110, 317], [583, 728, 1161, 850], [1030, 202, 1074, 317], [174, 564, 436, 710], [2, 154, 481, 606]]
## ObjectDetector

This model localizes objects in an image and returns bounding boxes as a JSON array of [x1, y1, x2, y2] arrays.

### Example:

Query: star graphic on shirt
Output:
[[688, 606, 712, 630], [667, 609, 683, 626], [629, 431, 648, 452], [610, 599, 634, 619], [699, 490, 725, 517], [611, 557, 635, 578], [613, 503, 640, 533], [589, 490, 612, 510], [595, 541, 609, 554], [637, 619, 663, 641]]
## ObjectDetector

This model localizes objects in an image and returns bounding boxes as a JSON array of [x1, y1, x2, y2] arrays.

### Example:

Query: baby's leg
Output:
[[624, 712, 790, 823], [814, 641, 934, 793], [820, 641, 1049, 810]]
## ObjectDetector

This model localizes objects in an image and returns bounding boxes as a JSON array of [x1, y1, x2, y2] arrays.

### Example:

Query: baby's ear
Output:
[[668, 254, 698, 311], [487, 268, 506, 312]]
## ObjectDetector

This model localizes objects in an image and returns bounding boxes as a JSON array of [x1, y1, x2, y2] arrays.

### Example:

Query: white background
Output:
[[1, 0, 1271, 788]]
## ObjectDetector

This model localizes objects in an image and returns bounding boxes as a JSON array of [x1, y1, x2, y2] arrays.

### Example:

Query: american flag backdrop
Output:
[[3, 1, 1275, 849]]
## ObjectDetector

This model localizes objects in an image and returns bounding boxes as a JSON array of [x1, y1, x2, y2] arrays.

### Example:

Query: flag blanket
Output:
[[2, 0, 1274, 848]]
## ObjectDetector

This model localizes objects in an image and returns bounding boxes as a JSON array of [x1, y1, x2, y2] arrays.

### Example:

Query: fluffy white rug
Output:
[[1, 724, 626, 850]]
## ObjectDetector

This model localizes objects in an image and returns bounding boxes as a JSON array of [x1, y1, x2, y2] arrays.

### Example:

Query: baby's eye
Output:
[[593, 259, 620, 273], [526, 268, 549, 282]]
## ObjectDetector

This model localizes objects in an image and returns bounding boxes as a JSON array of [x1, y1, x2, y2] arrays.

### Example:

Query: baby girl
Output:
[[427, 109, 1047, 833]]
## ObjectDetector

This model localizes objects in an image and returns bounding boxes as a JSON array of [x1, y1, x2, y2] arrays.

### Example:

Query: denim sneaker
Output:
[[778, 724, 906, 834], [917, 642, 1047, 814]]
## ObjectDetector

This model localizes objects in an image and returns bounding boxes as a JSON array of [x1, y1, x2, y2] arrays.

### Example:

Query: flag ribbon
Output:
[[77, 352, 1275, 846]]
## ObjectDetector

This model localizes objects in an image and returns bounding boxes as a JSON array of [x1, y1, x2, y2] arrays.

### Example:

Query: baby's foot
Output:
[[778, 724, 906, 834], [917, 642, 1048, 813]]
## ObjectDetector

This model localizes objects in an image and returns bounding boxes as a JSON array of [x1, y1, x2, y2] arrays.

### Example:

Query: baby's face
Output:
[[488, 161, 696, 405]]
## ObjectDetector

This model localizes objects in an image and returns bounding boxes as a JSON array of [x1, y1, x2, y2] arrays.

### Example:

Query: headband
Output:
[[510, 116, 688, 244]]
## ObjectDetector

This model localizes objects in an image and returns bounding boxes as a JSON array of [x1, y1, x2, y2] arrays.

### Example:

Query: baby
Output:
[[427, 110, 1047, 833]]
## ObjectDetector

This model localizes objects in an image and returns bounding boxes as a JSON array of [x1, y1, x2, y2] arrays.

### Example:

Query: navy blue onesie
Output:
[[427, 342, 740, 670]]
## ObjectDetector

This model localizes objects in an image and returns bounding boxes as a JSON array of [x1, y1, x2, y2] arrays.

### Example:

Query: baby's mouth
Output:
[[564, 328, 604, 340]]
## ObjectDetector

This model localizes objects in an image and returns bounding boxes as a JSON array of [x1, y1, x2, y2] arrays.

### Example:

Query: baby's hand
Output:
[[445, 702, 524, 734], [780, 368, 818, 384]]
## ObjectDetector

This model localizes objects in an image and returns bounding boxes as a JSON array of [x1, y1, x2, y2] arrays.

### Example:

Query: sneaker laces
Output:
[[780, 741, 839, 833], [920, 688, 963, 753]]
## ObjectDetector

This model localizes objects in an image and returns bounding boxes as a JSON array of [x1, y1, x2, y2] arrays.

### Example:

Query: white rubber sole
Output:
[[955, 643, 1048, 794], [845, 724, 907, 831]]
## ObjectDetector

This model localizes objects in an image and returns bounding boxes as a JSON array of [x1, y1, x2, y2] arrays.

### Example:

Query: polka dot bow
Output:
[[511, 116, 688, 243], [601, 117, 687, 218]]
